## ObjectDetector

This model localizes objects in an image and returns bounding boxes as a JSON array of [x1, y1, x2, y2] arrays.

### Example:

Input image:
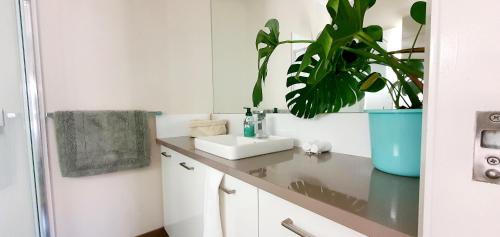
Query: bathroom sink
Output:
[[194, 135, 294, 160]]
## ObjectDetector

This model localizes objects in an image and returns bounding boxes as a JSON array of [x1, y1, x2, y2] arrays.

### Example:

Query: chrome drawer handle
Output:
[[161, 152, 171, 158], [219, 186, 236, 195], [179, 162, 194, 171], [281, 218, 314, 237]]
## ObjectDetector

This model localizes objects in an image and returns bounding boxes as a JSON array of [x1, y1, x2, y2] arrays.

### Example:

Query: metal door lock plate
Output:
[[487, 156, 500, 165], [473, 111, 500, 184], [485, 169, 500, 179]]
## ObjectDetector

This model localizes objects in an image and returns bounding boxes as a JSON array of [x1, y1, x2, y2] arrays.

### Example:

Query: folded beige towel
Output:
[[189, 119, 227, 137]]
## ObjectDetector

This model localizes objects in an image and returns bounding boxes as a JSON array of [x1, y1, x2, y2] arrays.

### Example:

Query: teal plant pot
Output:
[[367, 109, 422, 177]]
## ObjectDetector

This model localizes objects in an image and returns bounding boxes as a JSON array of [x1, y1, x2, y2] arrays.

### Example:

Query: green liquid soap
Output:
[[243, 107, 255, 137]]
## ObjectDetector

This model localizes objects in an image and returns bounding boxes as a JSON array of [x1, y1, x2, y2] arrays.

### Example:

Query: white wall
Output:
[[36, 0, 212, 236], [38, 0, 212, 115], [420, 0, 500, 236], [211, 0, 262, 113], [163, 0, 213, 113]]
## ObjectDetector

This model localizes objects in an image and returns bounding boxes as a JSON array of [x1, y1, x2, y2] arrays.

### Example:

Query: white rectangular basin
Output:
[[194, 135, 294, 160]]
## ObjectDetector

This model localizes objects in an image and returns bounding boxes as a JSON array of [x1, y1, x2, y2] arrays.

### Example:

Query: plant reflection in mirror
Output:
[[253, 0, 427, 118]]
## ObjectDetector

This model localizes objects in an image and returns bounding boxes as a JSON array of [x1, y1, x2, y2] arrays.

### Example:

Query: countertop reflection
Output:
[[157, 137, 419, 237]]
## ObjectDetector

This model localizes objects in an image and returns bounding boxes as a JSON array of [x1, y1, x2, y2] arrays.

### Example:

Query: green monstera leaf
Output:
[[253, 19, 280, 107], [359, 72, 386, 92], [284, 0, 376, 118], [410, 1, 427, 25], [286, 54, 365, 118]]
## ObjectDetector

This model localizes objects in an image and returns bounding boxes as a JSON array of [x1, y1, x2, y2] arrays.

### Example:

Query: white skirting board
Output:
[[156, 113, 371, 158]]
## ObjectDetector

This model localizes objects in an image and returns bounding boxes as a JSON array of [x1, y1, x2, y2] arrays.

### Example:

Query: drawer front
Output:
[[219, 175, 258, 237], [161, 147, 206, 237], [259, 190, 366, 237]]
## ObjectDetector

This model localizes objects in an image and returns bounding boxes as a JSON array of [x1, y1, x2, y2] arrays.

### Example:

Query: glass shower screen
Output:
[[0, 0, 42, 236]]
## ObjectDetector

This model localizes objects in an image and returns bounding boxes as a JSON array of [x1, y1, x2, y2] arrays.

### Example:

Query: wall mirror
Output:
[[211, 0, 426, 114]]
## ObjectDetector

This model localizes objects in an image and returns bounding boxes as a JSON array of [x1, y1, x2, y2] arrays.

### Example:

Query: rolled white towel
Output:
[[203, 168, 224, 237], [309, 141, 332, 154], [310, 144, 320, 154], [302, 142, 313, 153]]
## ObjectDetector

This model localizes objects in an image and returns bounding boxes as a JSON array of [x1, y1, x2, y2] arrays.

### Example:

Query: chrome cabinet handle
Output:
[[219, 186, 236, 195], [179, 162, 194, 171], [281, 218, 314, 237], [161, 152, 171, 158]]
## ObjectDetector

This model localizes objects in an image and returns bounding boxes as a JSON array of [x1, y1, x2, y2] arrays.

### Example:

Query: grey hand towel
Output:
[[54, 111, 151, 177]]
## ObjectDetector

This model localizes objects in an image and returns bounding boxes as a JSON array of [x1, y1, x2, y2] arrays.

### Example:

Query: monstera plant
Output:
[[252, 0, 427, 118]]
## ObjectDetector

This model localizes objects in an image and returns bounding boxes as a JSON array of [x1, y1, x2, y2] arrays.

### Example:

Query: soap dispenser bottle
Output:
[[243, 107, 255, 137]]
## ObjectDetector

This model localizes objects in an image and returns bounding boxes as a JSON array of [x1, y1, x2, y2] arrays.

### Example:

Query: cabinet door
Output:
[[259, 190, 366, 237], [219, 175, 258, 237], [162, 147, 206, 237]]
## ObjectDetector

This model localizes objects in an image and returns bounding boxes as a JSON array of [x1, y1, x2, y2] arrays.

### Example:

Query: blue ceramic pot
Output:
[[367, 109, 422, 177]]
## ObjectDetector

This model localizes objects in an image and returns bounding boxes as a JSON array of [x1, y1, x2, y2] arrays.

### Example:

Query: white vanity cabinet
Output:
[[258, 190, 366, 237], [161, 147, 206, 237], [161, 146, 365, 237], [219, 174, 258, 237]]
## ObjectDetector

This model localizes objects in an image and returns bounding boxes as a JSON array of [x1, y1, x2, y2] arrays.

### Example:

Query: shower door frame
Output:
[[16, 0, 54, 236]]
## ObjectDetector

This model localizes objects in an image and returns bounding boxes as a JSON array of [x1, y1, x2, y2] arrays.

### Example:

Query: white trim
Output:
[[18, 0, 56, 236], [15, 0, 41, 236], [418, 0, 440, 236]]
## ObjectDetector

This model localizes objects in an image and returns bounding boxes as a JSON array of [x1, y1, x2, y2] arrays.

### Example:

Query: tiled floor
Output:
[[136, 228, 168, 237]]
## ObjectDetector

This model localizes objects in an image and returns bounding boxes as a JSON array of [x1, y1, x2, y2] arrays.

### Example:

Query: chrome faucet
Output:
[[254, 110, 268, 138]]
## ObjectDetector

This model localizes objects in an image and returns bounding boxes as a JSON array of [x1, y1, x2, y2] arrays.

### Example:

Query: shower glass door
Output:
[[0, 0, 41, 236]]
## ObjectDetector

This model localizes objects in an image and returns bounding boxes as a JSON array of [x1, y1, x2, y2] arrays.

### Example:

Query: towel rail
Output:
[[45, 111, 163, 118]]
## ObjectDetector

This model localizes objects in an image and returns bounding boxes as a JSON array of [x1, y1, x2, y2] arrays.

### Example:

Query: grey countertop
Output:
[[156, 136, 419, 237]]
